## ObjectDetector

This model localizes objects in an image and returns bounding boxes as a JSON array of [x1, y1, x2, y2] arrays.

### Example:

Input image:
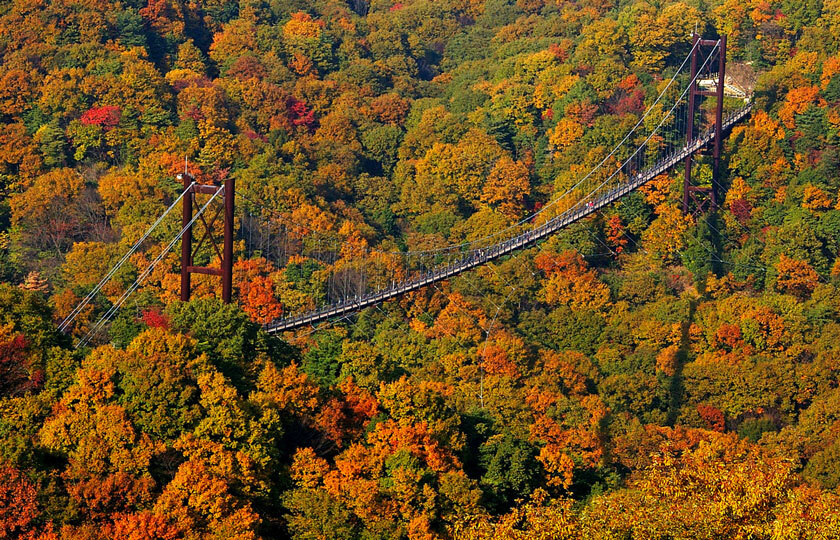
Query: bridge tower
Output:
[[683, 33, 727, 215], [178, 172, 235, 303]]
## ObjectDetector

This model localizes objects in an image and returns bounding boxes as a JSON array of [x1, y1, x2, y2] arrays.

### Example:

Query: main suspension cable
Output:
[[76, 186, 224, 348], [60, 182, 195, 332]]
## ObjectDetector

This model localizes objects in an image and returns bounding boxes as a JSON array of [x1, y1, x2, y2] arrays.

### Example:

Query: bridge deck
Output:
[[265, 104, 752, 334]]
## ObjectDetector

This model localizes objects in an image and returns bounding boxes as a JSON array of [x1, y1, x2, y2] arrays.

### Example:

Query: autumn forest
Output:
[[1, 0, 840, 538]]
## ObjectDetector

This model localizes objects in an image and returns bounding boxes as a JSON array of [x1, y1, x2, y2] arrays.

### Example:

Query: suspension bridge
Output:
[[61, 35, 754, 346]]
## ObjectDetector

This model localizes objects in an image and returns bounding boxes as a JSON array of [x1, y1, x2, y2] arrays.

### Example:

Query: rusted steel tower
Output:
[[178, 172, 235, 303], [683, 34, 728, 216]]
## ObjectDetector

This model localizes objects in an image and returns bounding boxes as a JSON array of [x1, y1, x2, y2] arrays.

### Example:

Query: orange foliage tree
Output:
[[775, 254, 820, 299]]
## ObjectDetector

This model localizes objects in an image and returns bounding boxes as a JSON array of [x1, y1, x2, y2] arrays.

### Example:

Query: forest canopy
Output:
[[1, 0, 840, 538]]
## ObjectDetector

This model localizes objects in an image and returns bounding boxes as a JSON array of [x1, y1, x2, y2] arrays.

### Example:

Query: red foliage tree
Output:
[[0, 332, 30, 397], [141, 308, 169, 330], [549, 41, 570, 61], [613, 89, 645, 115], [227, 56, 267, 81], [287, 98, 316, 129], [605, 215, 628, 254], [0, 465, 38, 538], [697, 403, 726, 432], [80, 106, 122, 131], [730, 199, 753, 224]]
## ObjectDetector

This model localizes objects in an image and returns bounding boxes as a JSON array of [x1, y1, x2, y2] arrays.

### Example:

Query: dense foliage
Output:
[[1, 0, 840, 538]]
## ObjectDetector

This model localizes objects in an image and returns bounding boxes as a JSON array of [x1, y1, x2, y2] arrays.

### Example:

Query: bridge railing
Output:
[[265, 103, 752, 333]]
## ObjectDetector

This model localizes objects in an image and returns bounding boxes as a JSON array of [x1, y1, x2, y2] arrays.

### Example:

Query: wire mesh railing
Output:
[[263, 49, 753, 333]]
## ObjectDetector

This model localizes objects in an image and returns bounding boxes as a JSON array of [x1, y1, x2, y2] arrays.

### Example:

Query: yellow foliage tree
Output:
[[283, 12, 323, 40], [583, 435, 802, 538], [548, 118, 583, 150], [778, 85, 822, 129], [535, 251, 611, 311], [802, 184, 833, 210], [480, 156, 530, 219], [453, 491, 581, 540], [642, 204, 693, 262]]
